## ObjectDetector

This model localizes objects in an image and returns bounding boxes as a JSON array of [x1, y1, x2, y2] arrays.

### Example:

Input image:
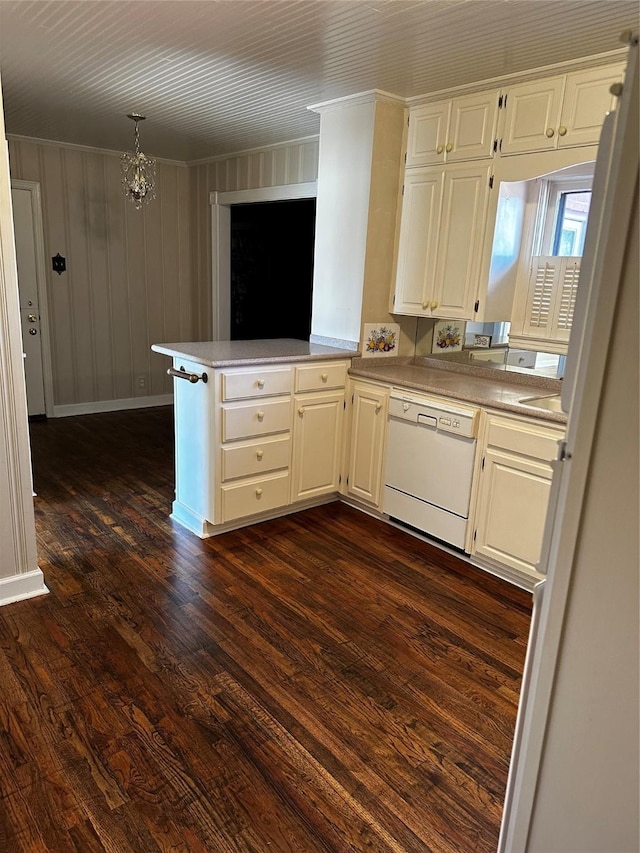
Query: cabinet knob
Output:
[[422, 301, 430, 310], [545, 127, 555, 138], [298, 407, 305, 416], [436, 144, 444, 154], [610, 81, 624, 97], [257, 378, 265, 388], [375, 403, 382, 414], [431, 301, 439, 310], [255, 488, 263, 497], [445, 142, 453, 153], [256, 449, 264, 459], [321, 373, 328, 381], [257, 411, 265, 420], [558, 125, 567, 136]]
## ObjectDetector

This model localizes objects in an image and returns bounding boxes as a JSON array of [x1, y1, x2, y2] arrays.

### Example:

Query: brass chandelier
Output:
[[121, 113, 156, 209]]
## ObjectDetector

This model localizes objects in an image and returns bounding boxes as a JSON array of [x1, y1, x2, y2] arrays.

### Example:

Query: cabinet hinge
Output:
[[351, 393, 354, 405], [474, 299, 480, 313], [492, 138, 498, 154], [404, 152, 407, 164], [402, 184, 405, 195], [558, 440, 571, 461], [343, 399, 347, 410], [407, 115, 410, 126], [339, 474, 342, 485], [489, 174, 494, 189], [503, 93, 508, 109], [473, 529, 477, 542], [498, 94, 503, 109], [499, 138, 503, 153], [481, 456, 485, 470]]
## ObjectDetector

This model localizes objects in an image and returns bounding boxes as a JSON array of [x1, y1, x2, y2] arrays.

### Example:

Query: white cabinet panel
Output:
[[435, 163, 492, 318], [499, 76, 565, 155], [291, 390, 344, 502], [346, 381, 388, 507], [406, 91, 498, 166], [393, 169, 442, 315], [471, 412, 565, 578], [559, 64, 623, 148]]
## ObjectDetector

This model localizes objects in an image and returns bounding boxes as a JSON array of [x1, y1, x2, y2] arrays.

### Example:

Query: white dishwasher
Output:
[[383, 389, 479, 551]]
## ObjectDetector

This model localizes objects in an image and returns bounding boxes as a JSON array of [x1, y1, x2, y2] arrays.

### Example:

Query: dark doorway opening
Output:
[[230, 198, 316, 341]]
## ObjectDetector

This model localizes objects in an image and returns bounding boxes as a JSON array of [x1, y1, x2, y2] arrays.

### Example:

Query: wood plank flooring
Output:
[[0, 406, 532, 852]]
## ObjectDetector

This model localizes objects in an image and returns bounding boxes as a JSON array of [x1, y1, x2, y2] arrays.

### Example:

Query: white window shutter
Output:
[[556, 259, 581, 331], [523, 256, 581, 340]]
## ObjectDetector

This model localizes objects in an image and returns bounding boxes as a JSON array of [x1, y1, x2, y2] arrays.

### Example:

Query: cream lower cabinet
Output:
[[290, 361, 348, 503], [344, 380, 389, 508], [469, 411, 565, 580]]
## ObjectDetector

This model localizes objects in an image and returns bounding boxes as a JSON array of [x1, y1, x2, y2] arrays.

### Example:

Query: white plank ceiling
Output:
[[0, 0, 637, 162]]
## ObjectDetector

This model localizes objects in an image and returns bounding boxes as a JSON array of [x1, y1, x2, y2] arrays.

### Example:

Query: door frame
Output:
[[210, 182, 316, 341], [11, 179, 54, 418]]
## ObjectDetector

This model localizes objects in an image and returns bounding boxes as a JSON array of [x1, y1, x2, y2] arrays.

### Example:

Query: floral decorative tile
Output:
[[362, 323, 400, 358], [432, 320, 465, 353]]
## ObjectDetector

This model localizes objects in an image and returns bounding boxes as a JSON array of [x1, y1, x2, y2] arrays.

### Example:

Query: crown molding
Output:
[[307, 89, 406, 114]]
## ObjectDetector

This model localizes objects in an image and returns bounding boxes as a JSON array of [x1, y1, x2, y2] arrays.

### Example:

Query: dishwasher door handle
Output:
[[417, 414, 438, 427]]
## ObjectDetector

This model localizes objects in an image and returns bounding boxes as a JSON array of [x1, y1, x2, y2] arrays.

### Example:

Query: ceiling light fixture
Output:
[[121, 113, 156, 209]]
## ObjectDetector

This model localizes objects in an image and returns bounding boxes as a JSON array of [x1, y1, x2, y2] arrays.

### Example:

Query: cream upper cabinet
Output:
[[406, 90, 500, 167], [345, 380, 389, 508], [290, 361, 348, 503], [510, 256, 581, 354], [499, 62, 624, 155], [393, 162, 493, 319], [469, 412, 565, 580]]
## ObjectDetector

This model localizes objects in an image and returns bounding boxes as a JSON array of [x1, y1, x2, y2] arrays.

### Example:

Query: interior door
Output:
[[11, 186, 46, 416]]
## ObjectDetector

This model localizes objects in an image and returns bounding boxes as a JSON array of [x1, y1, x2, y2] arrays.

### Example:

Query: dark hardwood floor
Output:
[[0, 406, 532, 852]]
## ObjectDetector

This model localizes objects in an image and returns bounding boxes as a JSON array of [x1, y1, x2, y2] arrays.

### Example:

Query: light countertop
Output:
[[152, 338, 358, 367], [349, 356, 567, 424]]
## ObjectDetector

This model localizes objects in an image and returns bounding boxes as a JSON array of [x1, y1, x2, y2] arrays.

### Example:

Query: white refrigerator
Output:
[[498, 34, 639, 853]]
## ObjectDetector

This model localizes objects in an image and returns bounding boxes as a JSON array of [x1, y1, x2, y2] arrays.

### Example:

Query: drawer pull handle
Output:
[[255, 488, 263, 497], [321, 373, 328, 381], [257, 379, 265, 388], [257, 411, 265, 421], [256, 450, 264, 459]]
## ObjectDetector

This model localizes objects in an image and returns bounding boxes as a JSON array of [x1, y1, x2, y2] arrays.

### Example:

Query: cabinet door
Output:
[[291, 391, 344, 502], [500, 75, 565, 155], [406, 102, 450, 167], [393, 169, 443, 315], [433, 163, 492, 319], [447, 90, 499, 162], [558, 64, 624, 148], [346, 382, 388, 507], [472, 447, 554, 574]]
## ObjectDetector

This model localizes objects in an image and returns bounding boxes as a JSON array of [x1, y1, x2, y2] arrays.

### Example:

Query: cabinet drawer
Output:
[[221, 366, 292, 401], [295, 361, 348, 392], [222, 398, 292, 441], [485, 415, 564, 461], [221, 471, 290, 522], [221, 435, 291, 482]]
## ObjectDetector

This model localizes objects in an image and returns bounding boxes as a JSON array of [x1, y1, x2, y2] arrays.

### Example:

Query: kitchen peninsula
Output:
[[152, 339, 356, 538], [154, 338, 567, 590]]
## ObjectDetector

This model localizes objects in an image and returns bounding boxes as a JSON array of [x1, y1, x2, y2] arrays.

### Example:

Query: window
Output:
[[537, 175, 593, 258]]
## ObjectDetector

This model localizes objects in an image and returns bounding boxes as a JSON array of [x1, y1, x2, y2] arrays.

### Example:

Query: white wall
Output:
[[526, 188, 639, 853], [8, 138, 193, 413], [0, 76, 47, 603], [310, 100, 376, 346]]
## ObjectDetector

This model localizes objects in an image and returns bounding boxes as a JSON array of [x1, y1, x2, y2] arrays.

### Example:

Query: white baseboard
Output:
[[0, 568, 49, 607], [53, 394, 174, 418]]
